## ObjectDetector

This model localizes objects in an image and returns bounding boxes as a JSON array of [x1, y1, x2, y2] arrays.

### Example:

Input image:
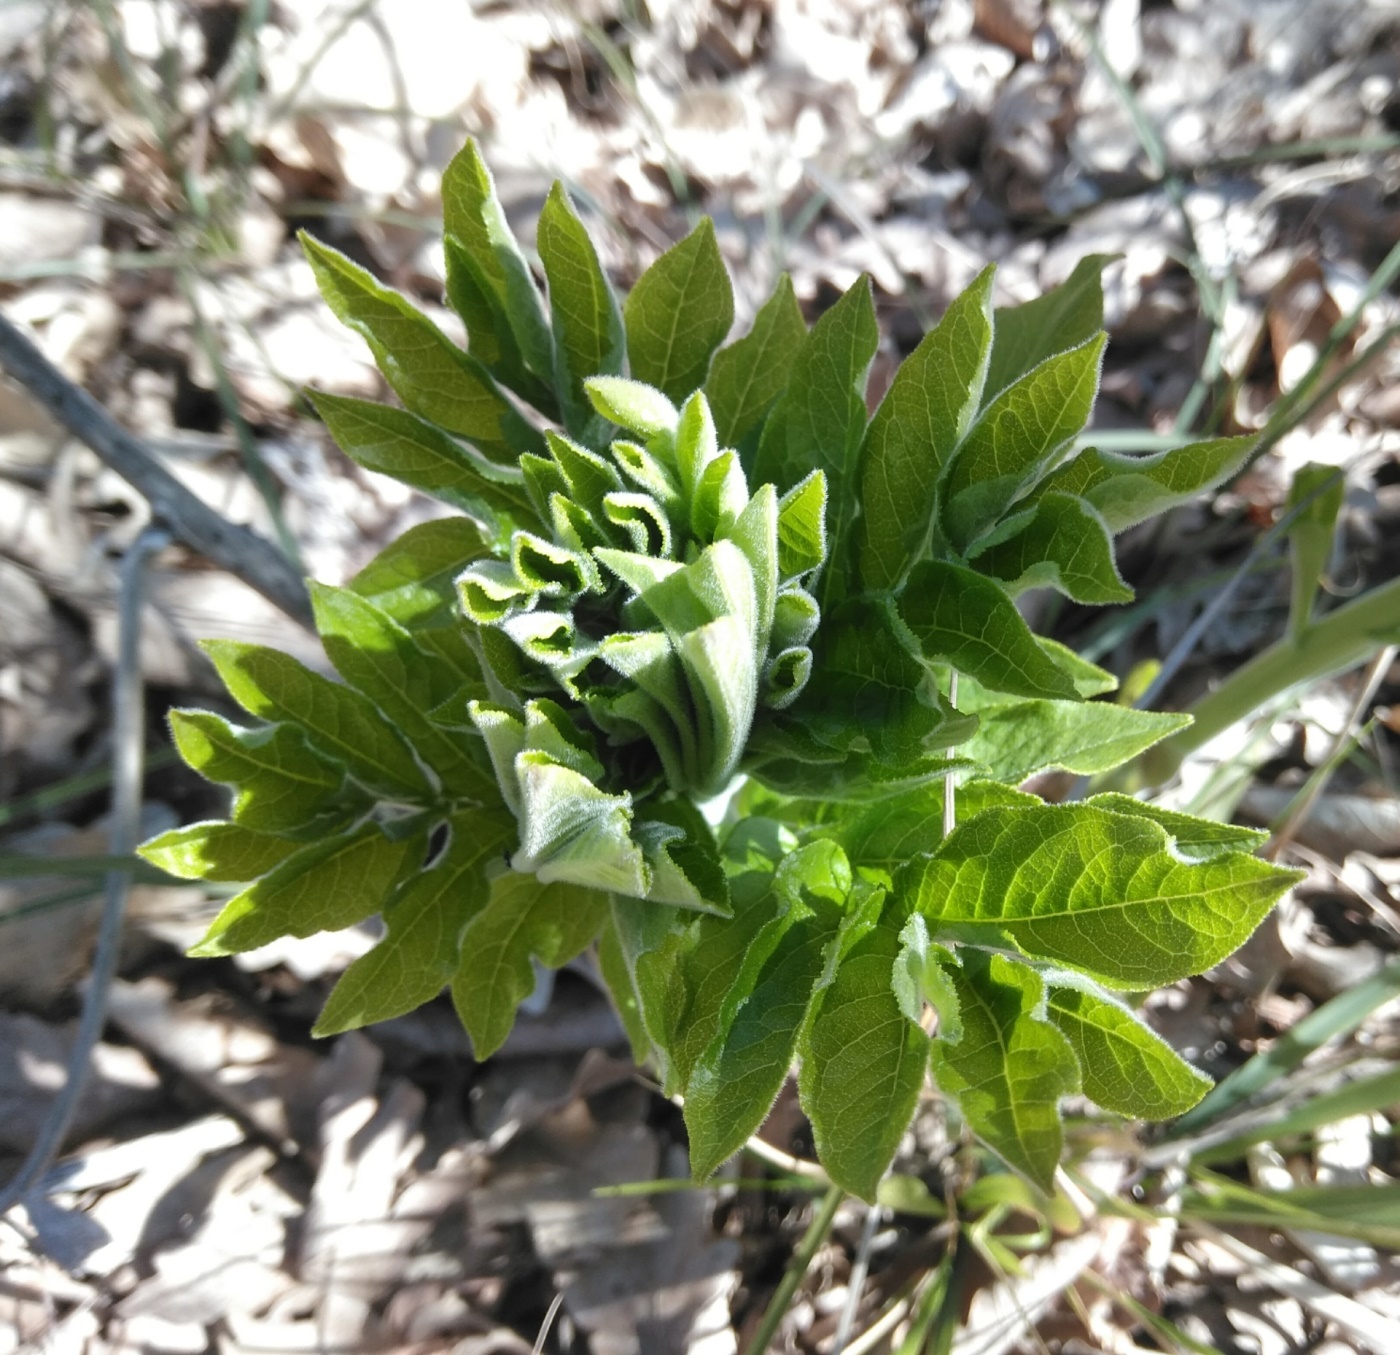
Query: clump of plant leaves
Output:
[[141, 141, 1302, 1201]]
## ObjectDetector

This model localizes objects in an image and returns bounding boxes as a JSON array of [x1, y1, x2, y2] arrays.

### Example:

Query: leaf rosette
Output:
[[141, 139, 1305, 1199]]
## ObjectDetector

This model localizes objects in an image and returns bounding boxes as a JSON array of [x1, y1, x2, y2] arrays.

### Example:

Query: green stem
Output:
[[1149, 574, 1400, 778], [742, 1183, 844, 1355]]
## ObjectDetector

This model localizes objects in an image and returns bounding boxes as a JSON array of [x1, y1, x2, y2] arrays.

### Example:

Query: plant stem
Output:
[[1147, 575, 1400, 779], [742, 1183, 844, 1355]]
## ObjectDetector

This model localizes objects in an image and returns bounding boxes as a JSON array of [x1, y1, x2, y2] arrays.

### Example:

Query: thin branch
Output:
[[0, 313, 312, 627]]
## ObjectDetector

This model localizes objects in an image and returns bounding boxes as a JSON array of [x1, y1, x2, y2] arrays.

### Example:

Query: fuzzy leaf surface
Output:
[[706, 274, 807, 449], [859, 265, 993, 589], [898, 562, 1080, 701], [944, 333, 1106, 548], [1045, 982, 1210, 1119], [909, 804, 1302, 989], [139, 821, 302, 881], [957, 698, 1190, 784], [754, 278, 878, 605], [191, 824, 414, 957], [799, 900, 930, 1200], [972, 492, 1132, 604], [1038, 435, 1255, 533], [983, 254, 1112, 401], [930, 950, 1080, 1192], [316, 810, 514, 1034], [451, 872, 609, 1058], [167, 710, 346, 833], [1083, 795, 1268, 860], [537, 181, 626, 438], [624, 219, 734, 403], [312, 392, 535, 532], [201, 640, 429, 799], [302, 234, 538, 460]]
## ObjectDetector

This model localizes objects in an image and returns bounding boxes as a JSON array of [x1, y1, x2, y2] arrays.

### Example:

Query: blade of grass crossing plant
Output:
[[624, 219, 734, 403], [200, 640, 430, 799], [753, 278, 878, 608], [705, 273, 807, 450], [898, 561, 1081, 701], [451, 873, 609, 1058], [311, 392, 536, 534], [1044, 980, 1210, 1118], [858, 264, 993, 590], [942, 333, 1106, 549], [315, 810, 514, 1034], [983, 255, 1114, 403], [1286, 462, 1344, 639], [301, 233, 540, 462], [190, 823, 416, 957], [537, 181, 626, 440], [929, 950, 1080, 1192], [1174, 956, 1400, 1133], [799, 899, 931, 1200], [907, 804, 1302, 990]]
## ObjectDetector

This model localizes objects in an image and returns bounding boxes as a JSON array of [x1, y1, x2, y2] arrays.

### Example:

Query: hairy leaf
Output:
[[706, 273, 807, 450], [909, 804, 1303, 989], [1083, 794, 1268, 860], [624, 219, 734, 403], [451, 872, 609, 1058], [315, 810, 514, 1034], [1045, 981, 1210, 1119], [139, 821, 302, 881], [859, 265, 993, 589], [191, 823, 415, 957], [930, 950, 1080, 1192]]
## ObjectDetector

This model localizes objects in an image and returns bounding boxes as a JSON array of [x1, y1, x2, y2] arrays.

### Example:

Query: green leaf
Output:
[[1044, 980, 1211, 1119], [314, 810, 514, 1034], [858, 265, 994, 590], [684, 843, 849, 1179], [776, 471, 828, 582], [308, 583, 493, 799], [754, 278, 878, 607], [706, 273, 807, 449], [840, 782, 1039, 874], [983, 254, 1113, 402], [585, 375, 679, 441], [971, 492, 1132, 604], [450, 872, 609, 1058], [598, 912, 653, 1065], [1036, 637, 1117, 697], [138, 821, 302, 881], [1038, 435, 1255, 534], [348, 518, 489, 622], [898, 561, 1080, 701], [793, 599, 973, 768], [908, 803, 1303, 989], [929, 950, 1080, 1192], [311, 392, 536, 534], [944, 333, 1106, 549], [201, 640, 430, 799], [892, 914, 961, 1038], [190, 823, 414, 957], [1286, 462, 1344, 638], [624, 218, 734, 404], [799, 899, 931, 1200], [1084, 794, 1268, 860], [957, 699, 1190, 784], [167, 710, 346, 833], [537, 181, 626, 439], [440, 139, 554, 390], [301, 232, 540, 461]]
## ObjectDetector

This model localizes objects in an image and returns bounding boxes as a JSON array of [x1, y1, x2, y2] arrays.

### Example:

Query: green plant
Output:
[[138, 139, 1304, 1201]]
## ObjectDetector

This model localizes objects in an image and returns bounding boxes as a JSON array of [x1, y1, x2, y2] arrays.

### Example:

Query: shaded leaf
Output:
[[859, 265, 993, 589], [706, 273, 807, 449], [624, 219, 734, 403], [930, 950, 1080, 1191]]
